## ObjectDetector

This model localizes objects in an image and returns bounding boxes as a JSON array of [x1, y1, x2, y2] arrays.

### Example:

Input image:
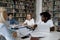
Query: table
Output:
[[9, 25, 20, 38], [40, 32, 60, 40], [9, 25, 25, 38]]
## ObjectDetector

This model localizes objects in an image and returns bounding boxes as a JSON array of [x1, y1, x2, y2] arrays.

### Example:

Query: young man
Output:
[[30, 12, 54, 40], [7, 13, 18, 25]]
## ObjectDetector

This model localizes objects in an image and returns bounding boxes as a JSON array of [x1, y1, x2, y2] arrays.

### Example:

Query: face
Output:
[[27, 14, 31, 20], [9, 15, 13, 20], [41, 15, 47, 22]]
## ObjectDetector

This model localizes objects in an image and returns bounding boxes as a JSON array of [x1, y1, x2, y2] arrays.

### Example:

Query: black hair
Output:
[[8, 13, 13, 16], [40, 12, 51, 20]]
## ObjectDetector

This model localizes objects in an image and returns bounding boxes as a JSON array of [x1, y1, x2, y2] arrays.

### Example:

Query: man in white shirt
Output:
[[30, 12, 54, 40]]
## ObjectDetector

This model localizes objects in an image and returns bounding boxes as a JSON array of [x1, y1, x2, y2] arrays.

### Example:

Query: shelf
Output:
[[16, 17, 26, 18], [0, 0, 36, 22]]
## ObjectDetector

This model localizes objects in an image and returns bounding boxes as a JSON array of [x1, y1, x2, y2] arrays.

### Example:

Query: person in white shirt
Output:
[[18, 13, 35, 39], [22, 13, 35, 27], [30, 12, 54, 40], [0, 7, 14, 40]]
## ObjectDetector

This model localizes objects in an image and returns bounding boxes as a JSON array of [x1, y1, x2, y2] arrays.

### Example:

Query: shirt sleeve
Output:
[[49, 20, 54, 27], [13, 19, 19, 24], [24, 20, 27, 24], [32, 19, 35, 25]]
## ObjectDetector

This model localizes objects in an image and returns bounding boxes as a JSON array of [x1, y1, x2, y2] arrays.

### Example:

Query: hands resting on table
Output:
[[9, 24, 37, 30]]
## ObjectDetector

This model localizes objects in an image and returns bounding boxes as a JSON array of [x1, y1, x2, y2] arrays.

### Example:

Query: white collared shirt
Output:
[[31, 19, 54, 37], [24, 18, 35, 26], [36, 19, 54, 32]]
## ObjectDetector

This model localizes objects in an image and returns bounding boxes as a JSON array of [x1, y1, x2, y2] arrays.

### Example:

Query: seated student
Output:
[[7, 13, 18, 25], [30, 12, 54, 40], [22, 13, 35, 29], [18, 13, 35, 39], [0, 7, 14, 40]]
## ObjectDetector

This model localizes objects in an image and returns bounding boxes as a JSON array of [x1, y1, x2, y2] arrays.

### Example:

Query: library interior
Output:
[[0, 0, 60, 40]]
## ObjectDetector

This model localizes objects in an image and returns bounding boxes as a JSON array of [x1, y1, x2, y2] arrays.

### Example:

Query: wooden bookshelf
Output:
[[0, 0, 36, 23]]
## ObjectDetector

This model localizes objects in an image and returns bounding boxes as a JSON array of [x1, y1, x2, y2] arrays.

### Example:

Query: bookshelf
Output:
[[42, 0, 53, 17], [0, 0, 36, 23], [42, 0, 60, 31], [53, 0, 60, 31]]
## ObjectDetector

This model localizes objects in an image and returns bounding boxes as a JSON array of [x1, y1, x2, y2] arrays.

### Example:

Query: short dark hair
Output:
[[40, 12, 51, 20], [8, 13, 13, 16]]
